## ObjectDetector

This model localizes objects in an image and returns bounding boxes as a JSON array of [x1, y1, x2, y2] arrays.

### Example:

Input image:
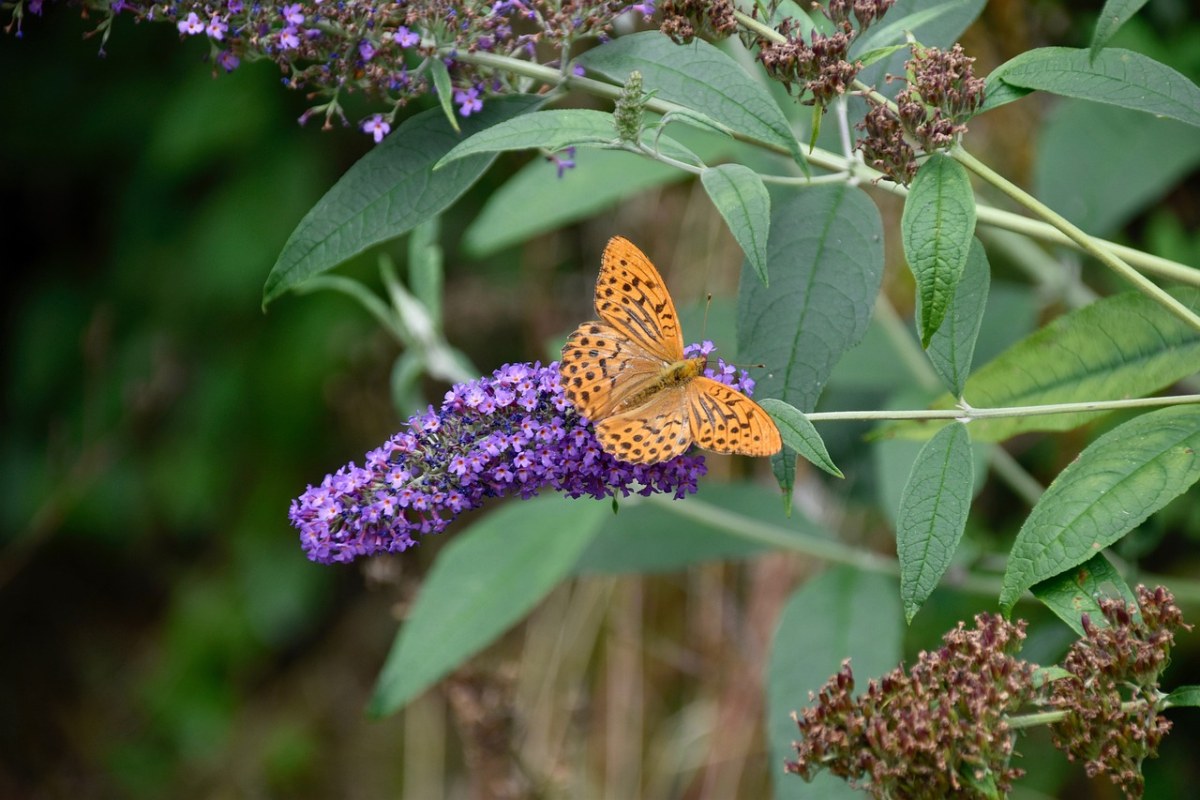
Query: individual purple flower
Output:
[[358, 39, 376, 61], [206, 15, 228, 40], [291, 352, 763, 564], [282, 2, 305, 25], [362, 114, 390, 142], [177, 11, 204, 35], [395, 26, 420, 48], [548, 146, 576, 178], [279, 26, 301, 50], [455, 86, 484, 117], [227, 0, 243, 12], [216, 49, 240, 72]]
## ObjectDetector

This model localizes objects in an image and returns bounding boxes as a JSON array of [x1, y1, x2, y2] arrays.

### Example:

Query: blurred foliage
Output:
[[2, 2, 1199, 799]]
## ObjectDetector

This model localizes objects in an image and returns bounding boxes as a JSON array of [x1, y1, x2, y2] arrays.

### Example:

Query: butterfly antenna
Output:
[[701, 292, 713, 338]]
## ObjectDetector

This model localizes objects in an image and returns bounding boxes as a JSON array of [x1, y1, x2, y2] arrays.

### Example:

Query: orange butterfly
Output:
[[560, 236, 782, 465]]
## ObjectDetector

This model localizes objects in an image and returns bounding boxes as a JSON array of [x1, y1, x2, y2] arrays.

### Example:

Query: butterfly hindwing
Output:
[[594, 237, 685, 364], [594, 386, 693, 464], [686, 377, 783, 457]]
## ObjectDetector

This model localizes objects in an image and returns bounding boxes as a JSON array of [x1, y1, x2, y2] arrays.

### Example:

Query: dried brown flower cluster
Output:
[[1050, 585, 1190, 797], [658, 0, 737, 44], [857, 43, 986, 182], [786, 613, 1036, 798], [786, 586, 1190, 799], [754, 0, 895, 107]]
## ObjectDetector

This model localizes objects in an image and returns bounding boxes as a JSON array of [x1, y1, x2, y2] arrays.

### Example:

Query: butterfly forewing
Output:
[[594, 237, 685, 364], [686, 377, 783, 457], [561, 321, 665, 421]]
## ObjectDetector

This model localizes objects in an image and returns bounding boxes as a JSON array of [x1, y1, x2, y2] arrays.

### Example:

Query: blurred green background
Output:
[[3, 2, 1200, 798]]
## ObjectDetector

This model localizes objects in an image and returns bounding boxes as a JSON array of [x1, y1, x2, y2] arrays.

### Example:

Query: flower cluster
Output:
[[1049, 585, 1190, 797], [290, 345, 757, 564], [754, 0, 895, 107], [786, 613, 1036, 798], [786, 587, 1190, 799], [13, 0, 655, 138], [657, 0, 736, 45], [858, 43, 986, 182]]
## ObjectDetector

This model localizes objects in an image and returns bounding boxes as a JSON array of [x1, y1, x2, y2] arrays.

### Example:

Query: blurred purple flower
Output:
[[177, 11, 204, 35], [361, 114, 390, 143]]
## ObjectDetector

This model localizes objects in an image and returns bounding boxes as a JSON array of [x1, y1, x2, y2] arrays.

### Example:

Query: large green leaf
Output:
[[369, 496, 607, 715], [737, 185, 884, 412], [701, 164, 771, 286], [1030, 552, 1137, 636], [926, 238, 990, 397], [896, 422, 974, 623], [1034, 100, 1200, 236], [1090, 0, 1151, 59], [766, 568, 902, 800], [985, 47, 1200, 128], [1000, 405, 1200, 612], [264, 95, 542, 304], [890, 288, 1200, 442], [572, 484, 823, 574], [575, 31, 802, 163], [901, 154, 977, 347]]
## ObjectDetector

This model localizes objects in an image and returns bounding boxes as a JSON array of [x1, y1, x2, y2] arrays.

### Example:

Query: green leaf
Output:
[[772, 450, 796, 516], [701, 164, 771, 286], [407, 218, 444, 325], [1032, 665, 1076, 689], [977, 76, 1034, 114], [1090, 0, 1151, 60], [1163, 686, 1200, 709], [737, 185, 884, 413], [428, 58, 461, 134], [264, 95, 542, 305], [766, 568, 902, 800], [462, 131, 736, 257], [889, 288, 1200, 442], [1030, 552, 1137, 636], [926, 238, 990, 396], [573, 484, 823, 574], [854, 44, 911, 69], [436, 110, 618, 168], [575, 31, 803, 164], [1000, 405, 1200, 612], [760, 398, 843, 478], [1034, 100, 1200, 236], [902, 154, 977, 347], [896, 422, 973, 623], [987, 47, 1200, 129], [369, 496, 607, 716]]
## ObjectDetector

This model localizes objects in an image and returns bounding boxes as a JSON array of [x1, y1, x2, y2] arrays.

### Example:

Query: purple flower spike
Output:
[[290, 356, 766, 564]]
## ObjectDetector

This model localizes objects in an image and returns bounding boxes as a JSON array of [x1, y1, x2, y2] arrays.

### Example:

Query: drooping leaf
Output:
[[1164, 687, 1200, 709], [925, 238, 990, 396], [986, 47, 1200, 129], [896, 422, 974, 623], [369, 496, 607, 715], [901, 154, 977, 347], [766, 568, 902, 800], [760, 398, 843, 478], [1030, 552, 1138, 636], [1000, 405, 1200, 612], [428, 58, 461, 134], [701, 164, 771, 286], [264, 95, 542, 304], [888, 288, 1200, 442], [576, 31, 803, 163]]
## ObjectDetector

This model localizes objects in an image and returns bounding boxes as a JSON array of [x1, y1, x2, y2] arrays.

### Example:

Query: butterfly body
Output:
[[560, 237, 782, 465]]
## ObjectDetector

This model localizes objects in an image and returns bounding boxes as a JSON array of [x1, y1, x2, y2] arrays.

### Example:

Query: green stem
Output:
[[953, 145, 1200, 333], [1006, 709, 1068, 730], [449, 49, 1200, 286], [804, 393, 1200, 423]]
